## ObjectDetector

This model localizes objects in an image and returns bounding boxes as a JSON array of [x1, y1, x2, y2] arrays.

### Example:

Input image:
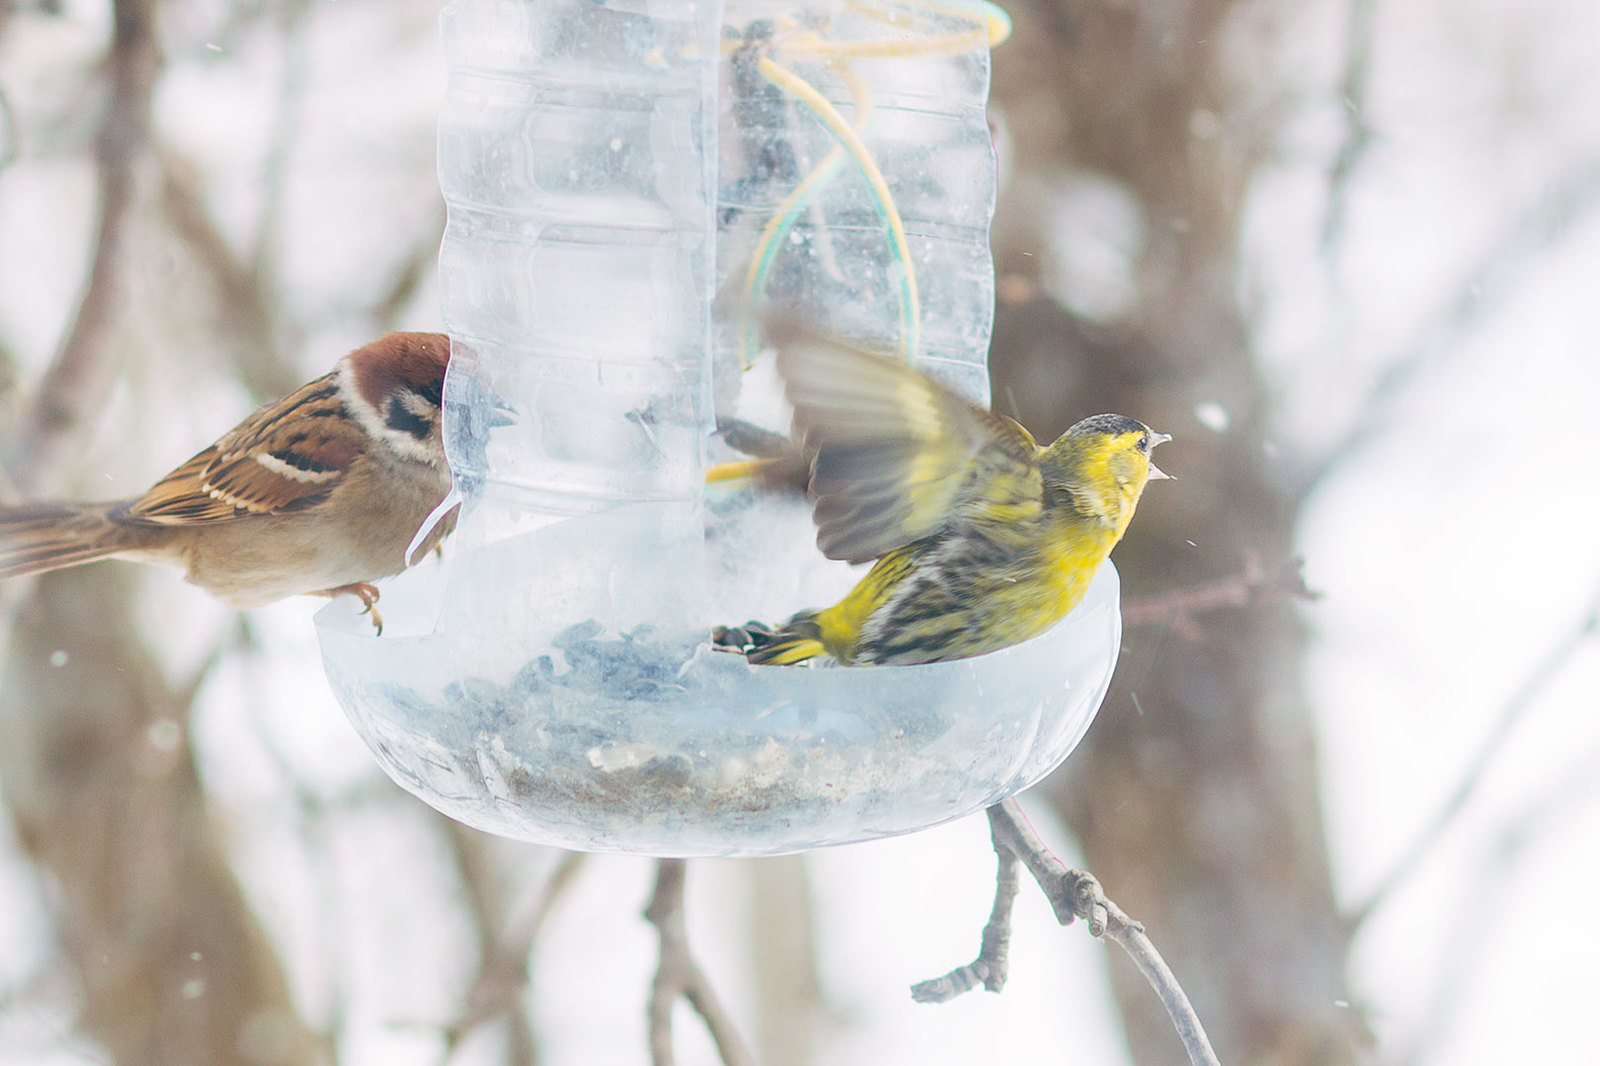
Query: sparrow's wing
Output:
[[127, 372, 362, 523], [773, 323, 1042, 565]]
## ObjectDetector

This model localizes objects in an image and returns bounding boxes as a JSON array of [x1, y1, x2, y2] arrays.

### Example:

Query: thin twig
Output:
[[438, 834, 585, 1063], [1397, 740, 1600, 1066], [910, 833, 1020, 1001], [234, 617, 353, 1065], [157, 150, 295, 399], [1345, 584, 1600, 930], [5, 0, 159, 490], [643, 860, 754, 1066], [1320, 0, 1377, 254], [0, 83, 17, 172], [370, 205, 447, 332], [252, 0, 314, 288], [916, 800, 1221, 1066], [1, 565, 324, 1063], [1122, 555, 1318, 638]]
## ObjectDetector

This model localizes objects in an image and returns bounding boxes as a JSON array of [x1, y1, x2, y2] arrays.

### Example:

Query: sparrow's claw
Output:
[[318, 582, 384, 635]]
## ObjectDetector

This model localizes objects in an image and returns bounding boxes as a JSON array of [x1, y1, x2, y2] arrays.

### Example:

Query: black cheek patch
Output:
[[412, 378, 443, 410], [387, 394, 434, 440]]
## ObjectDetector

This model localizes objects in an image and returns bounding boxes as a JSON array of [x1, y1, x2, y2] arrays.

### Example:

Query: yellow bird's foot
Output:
[[714, 619, 828, 665], [318, 581, 384, 635], [711, 621, 777, 656]]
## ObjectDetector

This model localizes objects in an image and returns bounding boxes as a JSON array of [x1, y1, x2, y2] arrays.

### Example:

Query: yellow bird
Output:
[[725, 327, 1169, 666]]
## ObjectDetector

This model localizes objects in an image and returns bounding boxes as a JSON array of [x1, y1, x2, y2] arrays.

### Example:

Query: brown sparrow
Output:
[[0, 332, 457, 630]]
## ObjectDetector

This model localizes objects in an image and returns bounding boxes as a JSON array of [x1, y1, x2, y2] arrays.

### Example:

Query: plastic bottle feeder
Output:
[[314, 0, 1121, 856]]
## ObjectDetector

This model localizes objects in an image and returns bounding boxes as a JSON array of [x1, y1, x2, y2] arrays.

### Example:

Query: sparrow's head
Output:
[[339, 332, 451, 467]]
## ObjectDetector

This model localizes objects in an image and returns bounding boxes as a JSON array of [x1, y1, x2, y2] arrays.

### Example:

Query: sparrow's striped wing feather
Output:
[[127, 373, 361, 523], [773, 327, 1041, 564]]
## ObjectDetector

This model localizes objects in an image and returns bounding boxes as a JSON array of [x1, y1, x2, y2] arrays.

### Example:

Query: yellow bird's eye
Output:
[[1137, 433, 1150, 453]]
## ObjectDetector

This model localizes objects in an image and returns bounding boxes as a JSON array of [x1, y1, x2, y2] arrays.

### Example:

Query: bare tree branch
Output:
[[438, 828, 585, 1064], [157, 150, 297, 399], [1297, 148, 1600, 501], [369, 205, 447, 332], [1122, 556, 1318, 638], [0, 0, 65, 17], [910, 830, 1020, 1001], [4, 0, 159, 490], [0, 12, 325, 1057], [0, 341, 19, 504], [643, 860, 754, 1066], [1320, 0, 1377, 254], [232, 619, 360, 1064], [0, 82, 17, 172], [0, 566, 324, 1065], [992, 5, 1360, 1054], [1412, 738, 1600, 1065], [1345, 583, 1600, 930], [916, 800, 1222, 1066], [251, 0, 315, 296]]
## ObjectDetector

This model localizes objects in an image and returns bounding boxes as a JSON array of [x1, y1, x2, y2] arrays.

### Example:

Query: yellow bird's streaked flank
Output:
[[719, 325, 1169, 666]]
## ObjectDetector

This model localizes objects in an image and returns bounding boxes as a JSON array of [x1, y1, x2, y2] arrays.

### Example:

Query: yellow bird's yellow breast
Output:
[[1034, 511, 1123, 612]]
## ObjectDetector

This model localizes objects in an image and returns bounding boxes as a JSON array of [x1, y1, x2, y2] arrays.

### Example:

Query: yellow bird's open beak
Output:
[[1147, 431, 1172, 480]]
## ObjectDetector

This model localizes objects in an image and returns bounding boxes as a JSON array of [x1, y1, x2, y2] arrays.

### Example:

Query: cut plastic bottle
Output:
[[316, 0, 1121, 856]]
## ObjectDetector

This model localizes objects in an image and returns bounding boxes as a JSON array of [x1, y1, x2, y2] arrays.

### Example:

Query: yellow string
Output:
[[906, 0, 1014, 47], [718, 3, 1011, 58], [740, 58, 873, 367], [705, 458, 780, 484], [728, 3, 1007, 365], [784, 0, 1010, 58], [756, 54, 920, 361]]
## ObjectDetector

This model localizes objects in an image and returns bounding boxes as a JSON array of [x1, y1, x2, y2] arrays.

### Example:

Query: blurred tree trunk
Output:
[[0, 3, 320, 1058], [746, 856, 823, 1066], [989, 2, 1359, 1063], [0, 568, 323, 1066]]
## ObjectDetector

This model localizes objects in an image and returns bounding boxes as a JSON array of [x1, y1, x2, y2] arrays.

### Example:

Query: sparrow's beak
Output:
[[455, 374, 518, 429], [476, 385, 518, 429], [1147, 431, 1173, 480], [487, 402, 518, 429]]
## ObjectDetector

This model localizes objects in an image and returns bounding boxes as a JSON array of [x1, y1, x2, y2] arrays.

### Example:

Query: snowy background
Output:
[[1, 0, 1597, 1063]]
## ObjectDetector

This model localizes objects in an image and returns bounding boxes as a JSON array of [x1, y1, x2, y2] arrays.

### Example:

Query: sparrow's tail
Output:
[[0, 502, 139, 580]]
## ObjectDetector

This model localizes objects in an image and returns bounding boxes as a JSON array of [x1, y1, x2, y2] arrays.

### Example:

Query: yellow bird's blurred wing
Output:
[[772, 325, 1041, 565]]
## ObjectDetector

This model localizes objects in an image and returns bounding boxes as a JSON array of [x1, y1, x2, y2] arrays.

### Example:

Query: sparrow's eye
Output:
[[1137, 434, 1150, 453], [386, 393, 436, 440]]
